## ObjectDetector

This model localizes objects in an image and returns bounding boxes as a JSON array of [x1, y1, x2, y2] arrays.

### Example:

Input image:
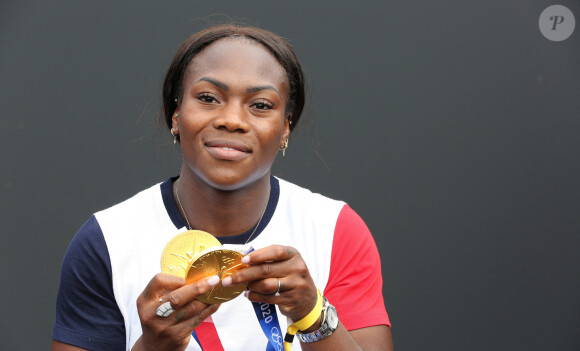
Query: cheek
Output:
[[178, 109, 207, 136], [256, 117, 284, 140], [259, 120, 285, 148]]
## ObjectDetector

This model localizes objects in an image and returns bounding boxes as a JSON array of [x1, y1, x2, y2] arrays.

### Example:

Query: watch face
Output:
[[297, 303, 340, 343], [327, 305, 339, 330]]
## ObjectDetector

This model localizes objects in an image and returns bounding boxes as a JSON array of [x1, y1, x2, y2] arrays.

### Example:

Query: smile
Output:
[[205, 138, 252, 161]]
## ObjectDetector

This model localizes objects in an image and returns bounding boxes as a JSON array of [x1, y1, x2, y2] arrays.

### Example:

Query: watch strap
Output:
[[296, 299, 339, 343], [284, 289, 324, 351]]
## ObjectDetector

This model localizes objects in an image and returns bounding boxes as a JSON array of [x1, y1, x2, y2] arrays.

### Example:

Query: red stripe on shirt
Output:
[[324, 204, 391, 330]]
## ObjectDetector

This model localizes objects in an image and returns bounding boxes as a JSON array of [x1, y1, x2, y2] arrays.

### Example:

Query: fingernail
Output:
[[241, 255, 250, 264], [222, 276, 232, 287], [207, 275, 220, 286]]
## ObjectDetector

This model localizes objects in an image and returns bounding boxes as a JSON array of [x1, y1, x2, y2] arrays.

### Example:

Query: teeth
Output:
[[220, 147, 235, 151]]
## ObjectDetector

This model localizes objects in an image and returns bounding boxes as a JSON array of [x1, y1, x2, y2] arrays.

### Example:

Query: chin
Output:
[[196, 169, 269, 192]]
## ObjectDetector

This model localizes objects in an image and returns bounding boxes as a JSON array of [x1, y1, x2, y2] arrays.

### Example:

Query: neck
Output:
[[174, 169, 271, 237]]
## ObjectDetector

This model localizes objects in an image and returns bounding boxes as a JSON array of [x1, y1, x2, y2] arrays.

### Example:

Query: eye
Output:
[[197, 93, 218, 104], [251, 99, 274, 110]]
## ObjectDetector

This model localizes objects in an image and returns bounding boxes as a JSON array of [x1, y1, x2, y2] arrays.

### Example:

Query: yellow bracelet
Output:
[[283, 289, 324, 351]]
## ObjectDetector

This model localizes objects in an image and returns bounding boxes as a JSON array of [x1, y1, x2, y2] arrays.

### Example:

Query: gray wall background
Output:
[[1, 1, 579, 350]]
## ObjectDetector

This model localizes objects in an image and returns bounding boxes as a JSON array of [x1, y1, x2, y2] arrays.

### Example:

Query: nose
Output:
[[213, 100, 250, 133]]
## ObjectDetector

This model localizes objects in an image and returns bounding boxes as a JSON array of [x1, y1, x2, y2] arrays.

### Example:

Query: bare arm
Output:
[[51, 340, 88, 351], [299, 324, 392, 351], [350, 325, 393, 351], [294, 305, 392, 351]]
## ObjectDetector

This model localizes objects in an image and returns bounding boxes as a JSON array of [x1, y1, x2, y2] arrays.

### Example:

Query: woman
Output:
[[52, 24, 392, 351]]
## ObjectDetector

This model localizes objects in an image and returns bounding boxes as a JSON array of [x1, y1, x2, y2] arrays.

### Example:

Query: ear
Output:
[[171, 107, 180, 131], [282, 114, 291, 141]]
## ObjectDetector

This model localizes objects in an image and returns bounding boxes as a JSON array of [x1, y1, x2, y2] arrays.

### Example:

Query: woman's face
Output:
[[173, 38, 290, 191]]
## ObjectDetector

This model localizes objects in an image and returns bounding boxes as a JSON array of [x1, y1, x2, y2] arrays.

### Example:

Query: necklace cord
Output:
[[174, 179, 270, 244]]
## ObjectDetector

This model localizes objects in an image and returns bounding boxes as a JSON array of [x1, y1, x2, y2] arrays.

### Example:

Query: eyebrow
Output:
[[246, 85, 280, 96], [197, 77, 229, 91], [195, 77, 280, 97]]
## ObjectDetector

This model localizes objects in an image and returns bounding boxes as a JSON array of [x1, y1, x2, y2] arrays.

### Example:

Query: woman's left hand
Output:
[[222, 245, 318, 322]]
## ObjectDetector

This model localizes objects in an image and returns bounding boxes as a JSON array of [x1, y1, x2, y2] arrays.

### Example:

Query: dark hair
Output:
[[162, 24, 305, 132]]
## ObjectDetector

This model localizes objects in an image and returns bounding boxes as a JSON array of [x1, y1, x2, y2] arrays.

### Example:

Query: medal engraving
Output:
[[161, 231, 250, 304], [186, 248, 249, 304], [160, 230, 222, 278]]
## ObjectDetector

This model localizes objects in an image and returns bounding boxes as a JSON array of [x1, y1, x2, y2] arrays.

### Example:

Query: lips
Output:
[[205, 138, 251, 160]]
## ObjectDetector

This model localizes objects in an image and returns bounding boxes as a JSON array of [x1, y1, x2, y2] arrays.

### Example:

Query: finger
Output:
[[186, 303, 221, 329], [139, 274, 187, 321], [246, 277, 283, 296], [165, 275, 220, 311], [222, 261, 278, 286], [244, 282, 296, 307], [246, 283, 318, 322], [142, 273, 186, 300], [167, 304, 221, 346], [172, 297, 217, 323], [245, 290, 286, 304], [242, 245, 297, 265], [223, 252, 302, 287]]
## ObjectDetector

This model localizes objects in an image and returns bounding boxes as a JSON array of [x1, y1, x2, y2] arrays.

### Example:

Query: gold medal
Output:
[[186, 248, 249, 304], [160, 230, 222, 278]]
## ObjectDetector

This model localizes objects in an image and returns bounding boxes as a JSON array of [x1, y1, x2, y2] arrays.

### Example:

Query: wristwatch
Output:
[[296, 298, 339, 343]]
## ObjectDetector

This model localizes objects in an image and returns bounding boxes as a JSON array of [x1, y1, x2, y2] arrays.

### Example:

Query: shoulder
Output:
[[274, 179, 391, 329], [276, 177, 346, 217], [95, 181, 164, 222], [274, 177, 374, 243], [273, 177, 347, 253], [93, 180, 175, 245], [62, 215, 110, 270], [276, 177, 341, 201], [334, 204, 376, 250]]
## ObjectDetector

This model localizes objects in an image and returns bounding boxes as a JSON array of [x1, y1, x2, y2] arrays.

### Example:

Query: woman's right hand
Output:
[[132, 273, 221, 351]]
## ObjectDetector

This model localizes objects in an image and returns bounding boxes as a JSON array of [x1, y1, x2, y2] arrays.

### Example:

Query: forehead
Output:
[[184, 37, 289, 92]]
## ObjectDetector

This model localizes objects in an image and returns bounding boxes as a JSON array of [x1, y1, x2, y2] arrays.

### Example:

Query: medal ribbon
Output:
[[191, 319, 225, 351], [244, 248, 283, 350], [251, 301, 284, 351], [190, 301, 283, 351]]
